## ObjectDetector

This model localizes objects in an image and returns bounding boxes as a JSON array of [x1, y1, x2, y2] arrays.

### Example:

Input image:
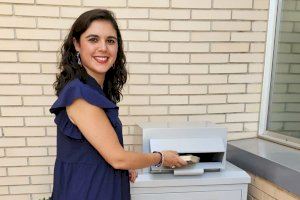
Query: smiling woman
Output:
[[49, 9, 186, 200]]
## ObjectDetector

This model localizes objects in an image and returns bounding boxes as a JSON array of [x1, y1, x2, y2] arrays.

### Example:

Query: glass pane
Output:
[[267, 0, 300, 138]]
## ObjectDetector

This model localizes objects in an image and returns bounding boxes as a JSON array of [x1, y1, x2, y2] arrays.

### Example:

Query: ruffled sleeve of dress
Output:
[[49, 78, 117, 140]]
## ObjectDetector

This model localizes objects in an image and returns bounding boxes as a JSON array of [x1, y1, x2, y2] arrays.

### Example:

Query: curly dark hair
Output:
[[53, 9, 127, 103]]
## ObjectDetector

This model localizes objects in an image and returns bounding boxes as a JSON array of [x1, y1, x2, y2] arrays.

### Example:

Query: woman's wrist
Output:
[[153, 151, 163, 167]]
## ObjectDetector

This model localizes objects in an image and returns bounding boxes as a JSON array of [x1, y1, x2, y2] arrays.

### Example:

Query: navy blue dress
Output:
[[49, 75, 130, 200]]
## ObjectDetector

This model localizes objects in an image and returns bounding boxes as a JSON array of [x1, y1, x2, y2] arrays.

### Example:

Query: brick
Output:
[[221, 123, 243, 132], [0, 40, 38, 51], [0, 149, 4, 157], [0, 52, 17, 62], [244, 123, 258, 131], [150, 75, 188, 84], [41, 64, 58, 73], [213, 0, 252, 8], [0, 168, 6, 176], [227, 113, 259, 122], [37, 18, 74, 29], [252, 21, 268, 31], [190, 75, 227, 84], [149, 116, 187, 122], [112, 8, 148, 19], [209, 84, 246, 94], [151, 53, 189, 63], [129, 20, 169, 30], [128, 0, 169, 7], [228, 94, 261, 103], [0, 16, 35, 28], [0, 186, 8, 195], [246, 104, 260, 112], [0, 63, 40, 73], [10, 184, 49, 194], [212, 21, 251, 31], [129, 42, 168, 52], [25, 117, 55, 126], [272, 94, 300, 103], [0, 0, 33, 2], [6, 147, 47, 157], [191, 54, 228, 63], [230, 53, 264, 62], [39, 41, 62, 51], [190, 95, 226, 104], [150, 31, 189, 42], [232, 10, 268, 20], [119, 116, 148, 126], [0, 195, 30, 200], [171, 21, 210, 31], [231, 32, 266, 42], [189, 114, 225, 123], [150, 9, 189, 19], [210, 64, 247, 73], [128, 64, 168, 74], [0, 177, 29, 186], [170, 64, 208, 74], [229, 74, 263, 83], [126, 53, 149, 63], [150, 96, 188, 105], [279, 43, 291, 53], [30, 175, 52, 184], [0, 74, 18, 84], [170, 43, 209, 52], [15, 5, 59, 17], [250, 43, 265, 52], [21, 74, 55, 84], [130, 106, 167, 115], [122, 30, 148, 41], [1, 107, 44, 116], [29, 156, 55, 165], [16, 29, 60, 40], [43, 86, 55, 95], [37, 0, 80, 5], [0, 86, 42, 95], [127, 75, 149, 84], [192, 10, 231, 19], [172, 0, 211, 8], [59, 7, 90, 18], [211, 43, 249, 52], [83, 0, 126, 6], [119, 96, 149, 105], [129, 85, 168, 94], [170, 85, 207, 94], [208, 104, 244, 113], [170, 105, 206, 114], [3, 127, 45, 137], [276, 74, 300, 83], [0, 4, 12, 15], [278, 53, 300, 63], [0, 28, 14, 39], [48, 147, 56, 156], [247, 84, 261, 93], [46, 127, 56, 136], [191, 32, 230, 41], [0, 97, 22, 105], [27, 137, 56, 146], [254, 0, 269, 9], [0, 158, 27, 167], [291, 64, 300, 73], [0, 117, 23, 126], [19, 52, 58, 63], [279, 33, 300, 43]]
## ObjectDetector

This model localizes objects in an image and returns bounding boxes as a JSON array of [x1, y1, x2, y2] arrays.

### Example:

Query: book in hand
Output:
[[180, 155, 200, 164]]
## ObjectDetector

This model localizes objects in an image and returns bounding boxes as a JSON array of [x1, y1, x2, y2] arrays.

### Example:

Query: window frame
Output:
[[259, 0, 300, 148]]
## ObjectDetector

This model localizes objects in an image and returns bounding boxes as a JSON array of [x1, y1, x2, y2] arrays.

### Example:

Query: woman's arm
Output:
[[66, 98, 186, 170]]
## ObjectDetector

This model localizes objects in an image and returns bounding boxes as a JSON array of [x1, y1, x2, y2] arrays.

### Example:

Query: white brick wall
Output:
[[0, 0, 269, 198]]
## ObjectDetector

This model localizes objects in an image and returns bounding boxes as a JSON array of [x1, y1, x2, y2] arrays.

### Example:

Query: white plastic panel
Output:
[[131, 190, 242, 200], [150, 138, 225, 153]]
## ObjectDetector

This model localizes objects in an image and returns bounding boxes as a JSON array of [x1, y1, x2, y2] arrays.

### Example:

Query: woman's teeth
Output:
[[95, 56, 108, 62]]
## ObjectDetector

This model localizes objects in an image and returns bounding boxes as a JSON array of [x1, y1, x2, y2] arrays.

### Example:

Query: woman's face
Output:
[[74, 20, 118, 80]]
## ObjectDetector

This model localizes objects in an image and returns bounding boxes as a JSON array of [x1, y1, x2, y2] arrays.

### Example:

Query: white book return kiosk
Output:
[[130, 122, 250, 200]]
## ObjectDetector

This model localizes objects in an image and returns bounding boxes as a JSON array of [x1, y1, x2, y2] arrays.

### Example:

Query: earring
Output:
[[76, 52, 82, 66]]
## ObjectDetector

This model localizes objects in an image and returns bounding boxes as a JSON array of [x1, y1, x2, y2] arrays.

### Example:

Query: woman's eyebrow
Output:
[[85, 34, 117, 40]]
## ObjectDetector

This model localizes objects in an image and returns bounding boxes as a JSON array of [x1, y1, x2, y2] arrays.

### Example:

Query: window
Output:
[[260, 0, 300, 146]]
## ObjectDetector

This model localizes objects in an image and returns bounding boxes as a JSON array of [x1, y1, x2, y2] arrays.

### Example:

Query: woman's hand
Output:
[[129, 169, 138, 183], [161, 150, 187, 169]]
